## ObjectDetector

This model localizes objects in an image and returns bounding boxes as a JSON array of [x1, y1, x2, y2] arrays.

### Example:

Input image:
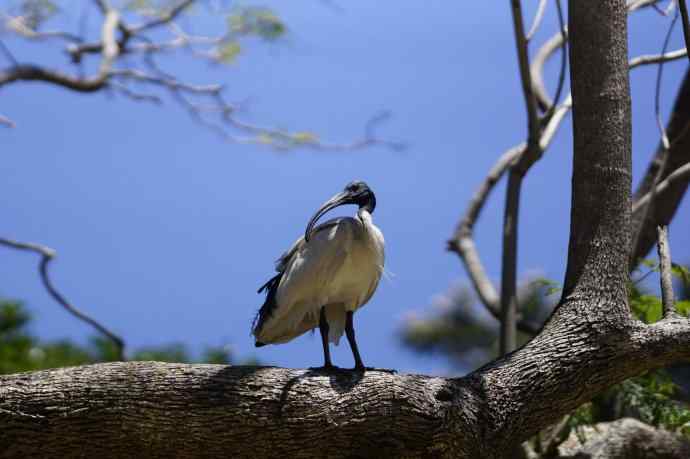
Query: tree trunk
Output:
[[3, 1, 690, 458]]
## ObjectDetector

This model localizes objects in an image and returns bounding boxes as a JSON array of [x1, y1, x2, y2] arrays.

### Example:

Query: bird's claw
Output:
[[352, 366, 397, 374], [308, 364, 339, 372]]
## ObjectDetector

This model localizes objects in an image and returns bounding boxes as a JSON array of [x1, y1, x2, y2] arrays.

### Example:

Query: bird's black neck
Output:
[[361, 192, 376, 214]]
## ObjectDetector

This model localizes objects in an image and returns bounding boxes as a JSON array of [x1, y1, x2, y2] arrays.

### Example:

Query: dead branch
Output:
[[656, 225, 677, 318], [0, 237, 125, 360], [0, 0, 399, 152]]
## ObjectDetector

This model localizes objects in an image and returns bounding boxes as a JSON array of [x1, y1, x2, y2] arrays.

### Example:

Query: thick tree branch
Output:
[[631, 67, 690, 266], [557, 418, 690, 459], [0, 237, 125, 361], [678, 0, 690, 64], [0, 363, 474, 458], [5, 2, 690, 458]]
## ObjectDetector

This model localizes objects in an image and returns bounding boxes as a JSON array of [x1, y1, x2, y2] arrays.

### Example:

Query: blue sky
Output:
[[2, 2, 689, 375]]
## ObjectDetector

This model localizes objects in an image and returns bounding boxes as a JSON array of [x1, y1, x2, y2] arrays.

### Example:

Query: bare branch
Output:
[[1, 1, 399, 152], [655, 9, 679, 151], [0, 237, 125, 360], [526, 0, 548, 41], [447, 95, 572, 336], [628, 0, 665, 12], [0, 113, 14, 127], [530, 25, 567, 112], [656, 225, 677, 318], [510, 0, 540, 159], [0, 64, 108, 91], [631, 8, 679, 265], [2, 14, 84, 44], [633, 163, 690, 212], [531, 1, 670, 114], [542, 0, 567, 123], [109, 81, 162, 104], [629, 47, 687, 67], [99, 9, 120, 75], [0, 38, 17, 65], [130, 1, 195, 34], [500, 171, 521, 353], [497, 0, 546, 354], [679, 0, 690, 64]]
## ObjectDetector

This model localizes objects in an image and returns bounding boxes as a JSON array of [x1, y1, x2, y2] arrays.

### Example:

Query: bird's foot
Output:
[[308, 364, 339, 372], [352, 366, 397, 373]]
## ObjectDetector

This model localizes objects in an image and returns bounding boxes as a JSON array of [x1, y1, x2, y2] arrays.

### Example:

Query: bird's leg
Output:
[[345, 311, 365, 371], [319, 306, 334, 369]]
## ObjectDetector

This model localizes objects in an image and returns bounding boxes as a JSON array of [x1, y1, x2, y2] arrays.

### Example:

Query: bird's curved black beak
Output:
[[305, 191, 353, 242]]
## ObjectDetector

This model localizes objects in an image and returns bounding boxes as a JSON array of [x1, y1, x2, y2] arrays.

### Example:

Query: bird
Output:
[[252, 180, 385, 370]]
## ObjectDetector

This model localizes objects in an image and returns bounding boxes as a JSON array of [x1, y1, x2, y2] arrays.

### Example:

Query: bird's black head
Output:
[[305, 180, 377, 241], [343, 180, 376, 213]]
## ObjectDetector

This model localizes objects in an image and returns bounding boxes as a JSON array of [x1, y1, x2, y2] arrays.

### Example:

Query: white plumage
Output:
[[252, 181, 384, 369]]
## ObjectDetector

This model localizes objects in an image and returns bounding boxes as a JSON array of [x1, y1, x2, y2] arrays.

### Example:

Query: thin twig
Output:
[[656, 226, 677, 317], [0, 39, 17, 65], [628, 0, 665, 12], [632, 163, 690, 212], [130, 0, 195, 34], [0, 113, 14, 127], [633, 266, 657, 286], [530, 26, 567, 111], [629, 48, 687, 67], [0, 237, 125, 360], [526, 0, 548, 41], [543, 0, 567, 124], [656, 9, 679, 151]]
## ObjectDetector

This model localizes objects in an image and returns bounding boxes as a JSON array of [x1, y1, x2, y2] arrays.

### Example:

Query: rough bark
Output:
[[3, 1, 690, 458], [558, 418, 690, 459], [0, 363, 466, 458]]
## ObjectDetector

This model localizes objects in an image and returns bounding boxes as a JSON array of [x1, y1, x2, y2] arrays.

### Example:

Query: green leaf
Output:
[[671, 263, 690, 287], [640, 258, 658, 269], [256, 133, 274, 144], [676, 300, 690, 317], [630, 294, 662, 323], [291, 132, 318, 144], [227, 7, 286, 41], [218, 41, 241, 63]]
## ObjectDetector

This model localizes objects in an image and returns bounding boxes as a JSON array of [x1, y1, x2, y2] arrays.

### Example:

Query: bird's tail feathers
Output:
[[252, 272, 284, 337]]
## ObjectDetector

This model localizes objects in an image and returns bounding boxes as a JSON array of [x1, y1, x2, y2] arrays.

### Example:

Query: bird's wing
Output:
[[254, 218, 359, 343], [274, 218, 345, 272], [253, 217, 351, 341]]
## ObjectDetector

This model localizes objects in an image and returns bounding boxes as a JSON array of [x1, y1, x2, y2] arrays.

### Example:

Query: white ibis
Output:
[[252, 180, 385, 370]]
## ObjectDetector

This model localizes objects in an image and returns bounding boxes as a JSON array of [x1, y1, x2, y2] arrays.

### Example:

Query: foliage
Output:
[[399, 278, 556, 369], [630, 262, 690, 323], [616, 371, 690, 436], [0, 298, 244, 375], [561, 264, 690, 441], [403, 265, 690, 447]]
